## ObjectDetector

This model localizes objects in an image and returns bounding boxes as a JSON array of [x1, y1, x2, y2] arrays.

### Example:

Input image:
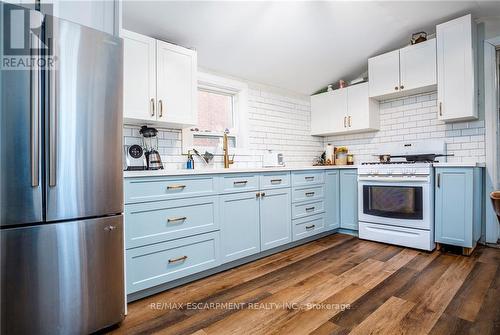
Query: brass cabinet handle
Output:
[[439, 102, 443, 116], [348, 115, 352, 127], [305, 207, 315, 212], [261, 192, 266, 197], [400, 85, 404, 90], [305, 192, 315, 197], [256, 192, 261, 198], [270, 179, 282, 184], [150, 98, 155, 117], [233, 180, 248, 186], [437, 173, 441, 188], [168, 255, 188, 264], [344, 116, 347, 128], [305, 224, 316, 230], [305, 176, 314, 181], [394, 86, 399, 91], [167, 184, 186, 190], [167, 216, 187, 223], [158, 99, 163, 117]]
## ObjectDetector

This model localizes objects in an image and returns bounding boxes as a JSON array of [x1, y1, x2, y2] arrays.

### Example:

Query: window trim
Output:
[[182, 71, 249, 155]]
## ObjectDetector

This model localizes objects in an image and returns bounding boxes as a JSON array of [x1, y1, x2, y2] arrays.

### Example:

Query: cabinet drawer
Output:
[[124, 176, 217, 204], [126, 232, 220, 294], [291, 171, 325, 187], [292, 200, 325, 219], [125, 196, 219, 249], [293, 214, 325, 241], [292, 185, 324, 203], [219, 174, 259, 194], [260, 172, 290, 190]]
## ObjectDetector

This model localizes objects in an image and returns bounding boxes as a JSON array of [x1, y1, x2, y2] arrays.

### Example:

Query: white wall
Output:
[[124, 82, 324, 169], [324, 91, 486, 164]]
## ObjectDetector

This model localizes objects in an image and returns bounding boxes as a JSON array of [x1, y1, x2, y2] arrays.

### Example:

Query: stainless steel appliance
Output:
[[1, 3, 124, 334], [124, 144, 147, 171], [140, 126, 163, 170], [357, 140, 446, 251]]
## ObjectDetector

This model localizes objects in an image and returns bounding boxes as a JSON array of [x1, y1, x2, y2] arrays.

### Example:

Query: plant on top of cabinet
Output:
[[121, 29, 197, 128], [368, 38, 437, 100], [311, 82, 379, 136], [436, 14, 477, 122]]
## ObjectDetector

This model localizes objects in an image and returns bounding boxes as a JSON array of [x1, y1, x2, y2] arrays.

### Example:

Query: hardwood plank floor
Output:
[[108, 234, 500, 335]]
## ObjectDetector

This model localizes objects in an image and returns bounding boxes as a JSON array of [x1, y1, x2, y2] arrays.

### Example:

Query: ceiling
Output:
[[123, 1, 500, 95]]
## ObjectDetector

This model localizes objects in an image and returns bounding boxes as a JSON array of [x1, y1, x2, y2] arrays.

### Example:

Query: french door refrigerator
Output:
[[0, 3, 125, 334]]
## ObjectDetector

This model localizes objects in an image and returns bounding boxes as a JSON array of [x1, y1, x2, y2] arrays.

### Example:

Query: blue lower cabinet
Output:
[[220, 191, 261, 263], [340, 169, 358, 230], [325, 170, 340, 230], [260, 188, 292, 251], [292, 214, 325, 241], [435, 168, 482, 248], [126, 231, 220, 294]]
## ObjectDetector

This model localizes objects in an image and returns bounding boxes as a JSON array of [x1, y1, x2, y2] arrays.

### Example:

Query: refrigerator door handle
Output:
[[30, 36, 40, 187], [49, 38, 57, 187]]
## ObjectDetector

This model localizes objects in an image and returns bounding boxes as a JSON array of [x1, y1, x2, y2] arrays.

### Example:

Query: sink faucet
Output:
[[223, 131, 234, 168]]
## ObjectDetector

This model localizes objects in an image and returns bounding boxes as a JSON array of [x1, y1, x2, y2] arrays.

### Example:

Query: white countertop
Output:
[[123, 165, 359, 178], [432, 162, 486, 168]]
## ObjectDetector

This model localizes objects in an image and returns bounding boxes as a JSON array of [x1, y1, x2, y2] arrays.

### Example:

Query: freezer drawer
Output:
[[0, 215, 125, 335], [126, 231, 220, 294]]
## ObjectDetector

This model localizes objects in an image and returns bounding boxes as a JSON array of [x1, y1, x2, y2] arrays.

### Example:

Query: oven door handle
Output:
[[358, 176, 430, 183]]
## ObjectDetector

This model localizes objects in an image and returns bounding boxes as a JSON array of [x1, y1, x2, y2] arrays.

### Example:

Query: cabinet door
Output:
[[156, 40, 197, 126], [400, 39, 436, 92], [121, 30, 156, 123], [435, 168, 473, 247], [368, 49, 400, 98], [260, 188, 292, 251], [310, 89, 347, 135], [220, 192, 260, 263], [340, 170, 358, 230], [347, 82, 374, 131], [41, 0, 115, 34], [436, 14, 477, 122], [325, 170, 340, 230]]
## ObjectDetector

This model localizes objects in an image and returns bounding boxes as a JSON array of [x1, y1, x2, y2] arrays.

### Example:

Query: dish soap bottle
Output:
[[186, 151, 195, 169]]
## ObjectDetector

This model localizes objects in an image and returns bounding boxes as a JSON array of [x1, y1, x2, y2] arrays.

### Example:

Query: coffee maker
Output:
[[140, 126, 163, 170]]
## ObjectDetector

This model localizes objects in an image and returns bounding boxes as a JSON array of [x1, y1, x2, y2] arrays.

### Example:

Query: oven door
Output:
[[358, 176, 433, 230]]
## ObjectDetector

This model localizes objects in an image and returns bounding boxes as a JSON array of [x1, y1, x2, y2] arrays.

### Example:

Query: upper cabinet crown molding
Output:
[[121, 29, 197, 129], [311, 82, 379, 136], [436, 14, 477, 122], [368, 39, 437, 100]]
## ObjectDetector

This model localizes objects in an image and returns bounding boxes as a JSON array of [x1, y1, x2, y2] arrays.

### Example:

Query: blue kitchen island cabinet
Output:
[[340, 169, 358, 231], [435, 167, 482, 255], [325, 170, 340, 229]]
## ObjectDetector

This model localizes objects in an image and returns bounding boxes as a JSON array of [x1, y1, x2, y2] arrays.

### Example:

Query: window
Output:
[[182, 72, 248, 154]]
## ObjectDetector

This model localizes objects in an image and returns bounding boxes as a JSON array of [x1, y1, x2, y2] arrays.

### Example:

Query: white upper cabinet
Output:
[[400, 39, 437, 92], [121, 30, 198, 128], [121, 30, 157, 123], [156, 41, 197, 126], [368, 40, 437, 100], [368, 50, 400, 98], [436, 14, 477, 122], [311, 82, 379, 136]]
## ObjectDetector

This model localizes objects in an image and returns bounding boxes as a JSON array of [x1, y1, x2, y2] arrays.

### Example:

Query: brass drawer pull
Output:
[[233, 180, 248, 186], [270, 179, 282, 184], [167, 184, 186, 190], [167, 216, 187, 223], [168, 255, 188, 264], [305, 224, 316, 230], [305, 207, 315, 212], [305, 176, 314, 181], [305, 192, 315, 197]]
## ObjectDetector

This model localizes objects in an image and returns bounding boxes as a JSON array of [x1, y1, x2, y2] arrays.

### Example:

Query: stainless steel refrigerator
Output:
[[1, 3, 125, 334]]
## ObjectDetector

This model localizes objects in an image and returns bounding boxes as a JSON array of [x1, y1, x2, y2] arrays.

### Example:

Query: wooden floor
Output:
[[109, 234, 500, 335]]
